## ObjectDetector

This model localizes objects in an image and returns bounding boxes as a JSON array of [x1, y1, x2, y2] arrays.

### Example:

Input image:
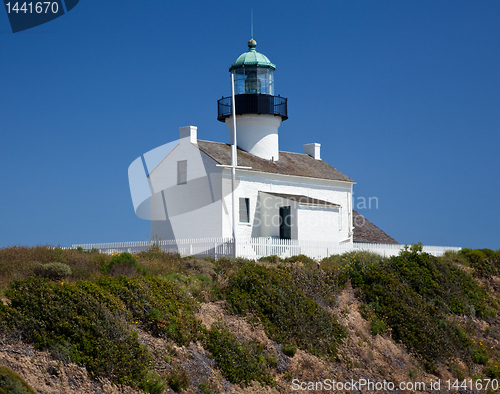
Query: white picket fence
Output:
[[72, 238, 461, 260], [73, 238, 235, 259], [353, 242, 462, 257]]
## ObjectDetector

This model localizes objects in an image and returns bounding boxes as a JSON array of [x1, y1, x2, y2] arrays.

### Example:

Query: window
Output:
[[239, 198, 250, 223], [177, 160, 187, 185]]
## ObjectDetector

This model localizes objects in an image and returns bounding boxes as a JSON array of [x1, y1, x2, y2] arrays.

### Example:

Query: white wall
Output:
[[226, 114, 281, 160], [222, 169, 353, 242], [149, 137, 224, 240], [297, 206, 339, 243]]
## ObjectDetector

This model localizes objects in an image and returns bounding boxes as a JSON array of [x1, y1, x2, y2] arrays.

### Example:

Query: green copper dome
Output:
[[229, 39, 276, 72]]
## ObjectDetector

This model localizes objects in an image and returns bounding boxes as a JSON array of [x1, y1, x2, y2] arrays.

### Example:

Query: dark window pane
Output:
[[177, 160, 187, 185], [239, 198, 249, 223]]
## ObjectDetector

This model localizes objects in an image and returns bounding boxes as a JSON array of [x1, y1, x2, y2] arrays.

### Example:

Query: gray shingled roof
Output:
[[353, 210, 398, 244], [260, 192, 341, 207], [197, 140, 354, 183]]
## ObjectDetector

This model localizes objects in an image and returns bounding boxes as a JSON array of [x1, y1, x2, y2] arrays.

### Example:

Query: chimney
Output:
[[304, 143, 321, 160], [179, 126, 197, 144]]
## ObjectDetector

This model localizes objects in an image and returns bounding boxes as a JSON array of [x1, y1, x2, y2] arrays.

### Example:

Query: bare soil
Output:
[[1, 286, 472, 394]]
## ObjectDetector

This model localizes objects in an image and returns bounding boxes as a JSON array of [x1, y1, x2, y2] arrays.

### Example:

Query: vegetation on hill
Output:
[[0, 366, 37, 394], [0, 245, 499, 392], [224, 262, 345, 360], [333, 247, 498, 372], [203, 321, 276, 386]]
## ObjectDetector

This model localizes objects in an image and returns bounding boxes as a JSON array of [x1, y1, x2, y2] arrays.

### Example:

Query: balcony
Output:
[[217, 94, 288, 122]]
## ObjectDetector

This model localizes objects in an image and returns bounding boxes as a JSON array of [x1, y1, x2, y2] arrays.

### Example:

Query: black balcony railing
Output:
[[217, 94, 288, 122]]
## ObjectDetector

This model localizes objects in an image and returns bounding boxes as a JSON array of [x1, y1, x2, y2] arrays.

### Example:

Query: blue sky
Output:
[[1, 1, 499, 249]]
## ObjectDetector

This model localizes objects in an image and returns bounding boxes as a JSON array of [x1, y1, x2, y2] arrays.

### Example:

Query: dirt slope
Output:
[[2, 285, 466, 394]]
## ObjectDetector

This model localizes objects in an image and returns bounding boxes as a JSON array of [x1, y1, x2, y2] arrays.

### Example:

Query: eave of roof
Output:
[[197, 140, 354, 183], [260, 191, 340, 208]]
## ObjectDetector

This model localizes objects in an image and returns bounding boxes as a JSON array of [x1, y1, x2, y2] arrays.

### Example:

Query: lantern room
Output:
[[230, 39, 275, 95], [217, 39, 287, 122]]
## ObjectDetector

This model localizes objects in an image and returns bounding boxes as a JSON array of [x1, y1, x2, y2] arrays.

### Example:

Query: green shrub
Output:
[[100, 252, 147, 277], [345, 249, 498, 365], [135, 248, 184, 277], [225, 263, 345, 360], [320, 253, 343, 264], [96, 276, 200, 345], [454, 325, 473, 347], [358, 303, 374, 320], [183, 259, 216, 277], [282, 344, 297, 358], [485, 360, 500, 379], [370, 319, 387, 335], [458, 248, 500, 278], [211, 257, 251, 280], [0, 303, 22, 334], [387, 249, 496, 318], [442, 250, 468, 265], [203, 321, 275, 386], [338, 251, 382, 287], [0, 366, 37, 394], [284, 254, 316, 268], [163, 272, 213, 301], [287, 264, 347, 308], [75, 281, 129, 315], [34, 262, 72, 280], [199, 382, 212, 394], [141, 372, 166, 394], [258, 255, 282, 264], [471, 346, 489, 365], [75, 246, 98, 254], [5, 277, 151, 388], [266, 353, 278, 368], [167, 365, 190, 392]]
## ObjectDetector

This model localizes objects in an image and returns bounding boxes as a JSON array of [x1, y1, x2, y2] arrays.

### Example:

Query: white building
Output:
[[128, 39, 398, 249]]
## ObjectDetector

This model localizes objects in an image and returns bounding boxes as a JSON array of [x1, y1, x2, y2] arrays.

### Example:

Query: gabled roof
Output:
[[197, 140, 354, 183], [353, 210, 399, 244], [260, 191, 340, 208]]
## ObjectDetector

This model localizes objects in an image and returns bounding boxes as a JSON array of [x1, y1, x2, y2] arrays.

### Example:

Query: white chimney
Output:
[[179, 126, 197, 144], [304, 143, 321, 160]]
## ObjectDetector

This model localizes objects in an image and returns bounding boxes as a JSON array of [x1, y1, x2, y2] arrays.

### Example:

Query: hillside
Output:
[[1, 245, 500, 393]]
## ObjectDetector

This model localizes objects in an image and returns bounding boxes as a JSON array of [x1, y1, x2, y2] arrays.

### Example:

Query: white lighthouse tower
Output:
[[217, 39, 288, 161]]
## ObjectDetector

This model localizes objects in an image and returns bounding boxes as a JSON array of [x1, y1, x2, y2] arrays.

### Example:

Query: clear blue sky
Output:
[[1, 1, 499, 249]]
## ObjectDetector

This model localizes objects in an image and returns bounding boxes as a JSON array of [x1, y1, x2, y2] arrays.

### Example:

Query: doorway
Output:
[[279, 206, 292, 240]]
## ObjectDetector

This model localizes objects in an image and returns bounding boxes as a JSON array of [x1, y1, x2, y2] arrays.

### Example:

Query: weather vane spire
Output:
[[251, 9, 253, 39]]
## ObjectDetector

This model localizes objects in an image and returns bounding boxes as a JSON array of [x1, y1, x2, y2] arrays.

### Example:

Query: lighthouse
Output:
[[128, 35, 386, 250], [217, 39, 288, 161]]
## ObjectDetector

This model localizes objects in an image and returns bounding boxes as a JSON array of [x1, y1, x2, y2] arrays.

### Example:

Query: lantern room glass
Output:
[[233, 67, 274, 95]]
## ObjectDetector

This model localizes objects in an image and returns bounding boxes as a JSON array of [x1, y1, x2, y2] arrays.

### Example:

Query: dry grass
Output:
[[134, 249, 184, 277], [0, 246, 106, 290], [0, 246, 214, 291]]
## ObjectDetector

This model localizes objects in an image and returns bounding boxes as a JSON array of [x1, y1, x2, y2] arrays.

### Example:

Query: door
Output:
[[279, 206, 292, 240]]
